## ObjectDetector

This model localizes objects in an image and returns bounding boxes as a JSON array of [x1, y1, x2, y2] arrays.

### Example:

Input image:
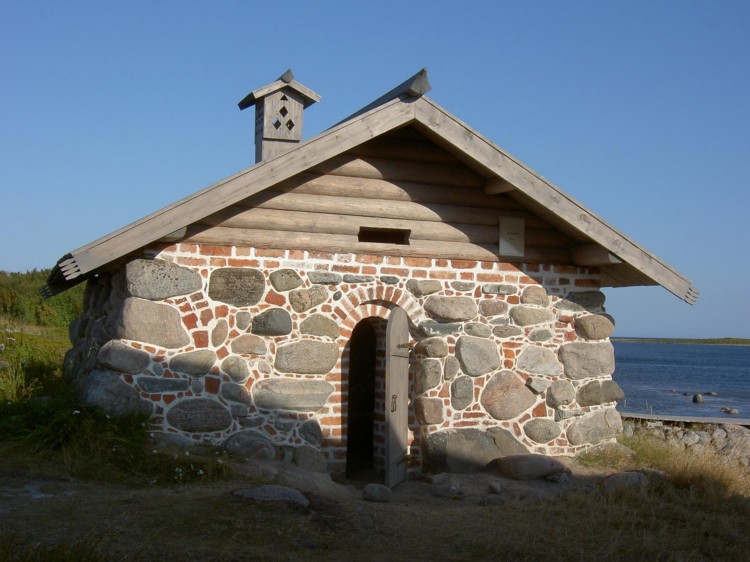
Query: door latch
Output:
[[391, 394, 398, 412]]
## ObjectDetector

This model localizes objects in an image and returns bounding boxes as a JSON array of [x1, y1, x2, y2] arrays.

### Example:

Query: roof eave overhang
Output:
[[410, 97, 698, 304], [46, 89, 698, 305]]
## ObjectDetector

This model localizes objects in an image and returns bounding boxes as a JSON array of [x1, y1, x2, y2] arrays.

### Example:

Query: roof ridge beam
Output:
[[331, 68, 431, 128]]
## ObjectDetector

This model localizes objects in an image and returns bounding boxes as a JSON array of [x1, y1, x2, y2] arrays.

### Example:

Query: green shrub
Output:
[[0, 329, 69, 403], [0, 269, 85, 327]]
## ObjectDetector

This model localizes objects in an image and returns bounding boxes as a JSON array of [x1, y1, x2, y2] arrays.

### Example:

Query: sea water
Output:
[[613, 342, 750, 418]]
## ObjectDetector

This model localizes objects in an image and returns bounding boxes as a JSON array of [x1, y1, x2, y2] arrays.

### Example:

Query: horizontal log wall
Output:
[[187, 127, 576, 263]]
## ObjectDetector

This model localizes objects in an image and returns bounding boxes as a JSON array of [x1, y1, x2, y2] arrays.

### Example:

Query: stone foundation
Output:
[[65, 243, 624, 475]]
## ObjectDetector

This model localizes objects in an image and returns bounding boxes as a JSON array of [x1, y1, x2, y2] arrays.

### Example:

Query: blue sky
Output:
[[1, 1, 748, 338]]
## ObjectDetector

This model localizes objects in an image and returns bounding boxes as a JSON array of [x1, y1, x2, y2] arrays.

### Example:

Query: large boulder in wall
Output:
[[97, 340, 150, 374], [115, 298, 190, 349], [424, 296, 477, 322], [423, 427, 527, 473], [275, 341, 338, 374], [223, 430, 277, 460], [567, 408, 623, 446], [574, 314, 615, 341], [169, 350, 217, 377], [576, 379, 625, 407], [166, 398, 233, 433], [253, 379, 335, 412], [516, 346, 563, 377], [126, 258, 202, 300], [481, 371, 536, 420], [555, 291, 606, 313], [208, 268, 265, 307], [79, 370, 152, 417], [558, 342, 615, 380], [455, 336, 500, 377]]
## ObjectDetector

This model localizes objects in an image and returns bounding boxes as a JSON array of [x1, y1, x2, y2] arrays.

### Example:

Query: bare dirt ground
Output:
[[0, 457, 617, 561]]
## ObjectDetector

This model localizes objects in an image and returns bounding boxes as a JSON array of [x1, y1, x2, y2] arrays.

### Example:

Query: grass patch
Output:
[[579, 434, 750, 500], [0, 534, 106, 562], [622, 434, 750, 497], [0, 325, 70, 403], [0, 323, 235, 487], [0, 400, 236, 486]]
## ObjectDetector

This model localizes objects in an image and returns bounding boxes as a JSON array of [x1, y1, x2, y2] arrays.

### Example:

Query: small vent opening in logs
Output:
[[358, 227, 411, 245]]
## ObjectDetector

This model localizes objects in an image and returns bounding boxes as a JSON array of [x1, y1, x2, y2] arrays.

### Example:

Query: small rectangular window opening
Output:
[[358, 227, 411, 245]]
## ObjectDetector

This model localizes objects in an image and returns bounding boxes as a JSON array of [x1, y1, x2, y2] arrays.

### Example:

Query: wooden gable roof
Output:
[[45, 70, 698, 304]]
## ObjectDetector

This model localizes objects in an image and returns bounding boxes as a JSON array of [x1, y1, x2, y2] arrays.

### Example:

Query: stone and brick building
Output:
[[46, 69, 697, 486]]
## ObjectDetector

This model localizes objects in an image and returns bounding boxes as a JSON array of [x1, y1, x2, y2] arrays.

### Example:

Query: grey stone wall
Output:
[[65, 247, 625, 475]]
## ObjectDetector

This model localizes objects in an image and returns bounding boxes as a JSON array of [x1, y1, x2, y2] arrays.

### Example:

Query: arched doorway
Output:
[[345, 307, 410, 487], [346, 320, 379, 480]]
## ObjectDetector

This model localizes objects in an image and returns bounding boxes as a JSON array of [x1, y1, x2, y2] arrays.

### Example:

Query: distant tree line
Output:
[[0, 270, 85, 327]]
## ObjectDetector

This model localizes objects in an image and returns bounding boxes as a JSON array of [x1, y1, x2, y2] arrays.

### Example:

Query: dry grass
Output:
[[579, 434, 750, 499], [625, 436, 750, 497], [0, 534, 106, 562], [3, 436, 750, 562]]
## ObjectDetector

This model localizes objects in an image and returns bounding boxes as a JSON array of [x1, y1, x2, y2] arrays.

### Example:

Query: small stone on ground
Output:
[[233, 484, 310, 508], [362, 483, 391, 503]]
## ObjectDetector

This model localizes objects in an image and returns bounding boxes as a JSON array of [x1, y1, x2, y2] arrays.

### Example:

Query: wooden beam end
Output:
[[484, 178, 516, 195], [571, 245, 623, 266]]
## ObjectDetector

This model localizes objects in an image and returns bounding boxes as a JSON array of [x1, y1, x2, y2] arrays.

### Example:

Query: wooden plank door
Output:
[[385, 306, 410, 488]]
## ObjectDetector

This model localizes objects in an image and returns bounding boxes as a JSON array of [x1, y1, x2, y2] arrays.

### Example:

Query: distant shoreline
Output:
[[612, 337, 750, 346]]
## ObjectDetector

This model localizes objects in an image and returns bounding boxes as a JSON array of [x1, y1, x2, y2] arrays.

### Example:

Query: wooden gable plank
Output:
[[270, 171, 522, 210], [350, 130, 462, 164], [189, 124, 577, 264], [312, 154, 484, 187], [183, 224, 569, 264], [201, 201, 570, 249], [413, 97, 697, 303]]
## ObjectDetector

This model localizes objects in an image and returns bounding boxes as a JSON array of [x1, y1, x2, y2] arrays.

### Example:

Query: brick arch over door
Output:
[[317, 288, 423, 476], [332, 285, 423, 336]]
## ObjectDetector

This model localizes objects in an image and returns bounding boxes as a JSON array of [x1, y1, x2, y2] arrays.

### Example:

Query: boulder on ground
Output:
[[363, 483, 392, 502], [599, 471, 648, 494], [491, 454, 569, 481], [233, 485, 310, 508]]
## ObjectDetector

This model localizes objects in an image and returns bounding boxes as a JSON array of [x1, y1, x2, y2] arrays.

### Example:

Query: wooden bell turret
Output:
[[238, 69, 321, 163]]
